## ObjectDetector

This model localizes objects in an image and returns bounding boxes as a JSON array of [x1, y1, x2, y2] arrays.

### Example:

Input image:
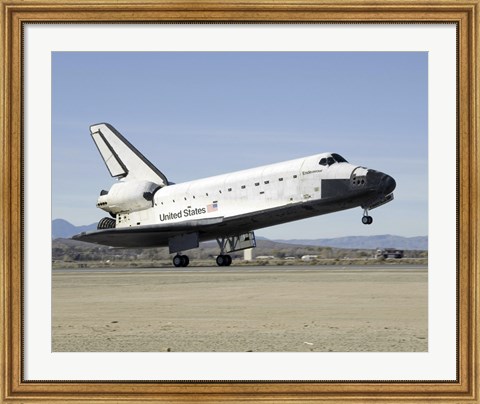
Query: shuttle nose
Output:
[[366, 170, 396, 195], [383, 174, 396, 195]]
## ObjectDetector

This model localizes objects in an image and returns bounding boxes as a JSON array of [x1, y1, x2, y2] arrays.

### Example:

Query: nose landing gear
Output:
[[362, 209, 373, 225]]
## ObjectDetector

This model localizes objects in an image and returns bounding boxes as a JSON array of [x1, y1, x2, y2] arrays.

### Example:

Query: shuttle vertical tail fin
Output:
[[89, 123, 168, 186]]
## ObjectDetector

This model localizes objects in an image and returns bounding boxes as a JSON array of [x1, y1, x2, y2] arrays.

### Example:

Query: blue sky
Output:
[[52, 52, 428, 239]]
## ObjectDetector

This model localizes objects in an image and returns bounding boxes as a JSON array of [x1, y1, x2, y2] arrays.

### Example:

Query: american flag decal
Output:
[[207, 203, 218, 213]]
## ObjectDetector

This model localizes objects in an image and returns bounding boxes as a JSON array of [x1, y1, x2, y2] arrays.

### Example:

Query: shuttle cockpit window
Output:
[[332, 153, 348, 163], [320, 154, 348, 166], [319, 156, 336, 166]]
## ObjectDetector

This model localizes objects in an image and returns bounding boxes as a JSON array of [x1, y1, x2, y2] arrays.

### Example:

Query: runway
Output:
[[54, 264, 425, 274], [52, 265, 428, 352]]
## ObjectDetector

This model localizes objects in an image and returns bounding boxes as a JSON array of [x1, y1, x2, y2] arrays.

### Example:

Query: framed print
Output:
[[1, 0, 479, 403]]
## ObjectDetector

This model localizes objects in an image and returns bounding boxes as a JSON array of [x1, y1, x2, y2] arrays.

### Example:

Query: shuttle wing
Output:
[[90, 123, 169, 186], [73, 217, 225, 248]]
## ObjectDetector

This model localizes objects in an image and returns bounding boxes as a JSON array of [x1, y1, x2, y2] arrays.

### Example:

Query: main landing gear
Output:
[[216, 236, 233, 267], [362, 209, 373, 225], [170, 233, 255, 268], [173, 254, 189, 267], [216, 254, 232, 267]]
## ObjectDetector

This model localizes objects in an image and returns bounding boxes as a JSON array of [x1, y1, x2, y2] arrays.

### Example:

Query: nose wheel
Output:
[[173, 254, 189, 267], [362, 209, 373, 225]]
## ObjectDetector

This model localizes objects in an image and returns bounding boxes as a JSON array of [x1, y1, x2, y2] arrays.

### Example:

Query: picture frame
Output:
[[1, 0, 478, 402]]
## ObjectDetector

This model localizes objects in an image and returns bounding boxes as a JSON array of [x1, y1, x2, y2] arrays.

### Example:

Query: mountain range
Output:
[[52, 219, 427, 250], [52, 219, 97, 239], [273, 235, 427, 250]]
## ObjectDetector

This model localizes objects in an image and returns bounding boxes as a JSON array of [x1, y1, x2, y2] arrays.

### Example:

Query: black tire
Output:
[[224, 255, 232, 266], [367, 216, 373, 225], [181, 255, 189, 267], [173, 255, 183, 267], [216, 255, 226, 266], [362, 216, 369, 225]]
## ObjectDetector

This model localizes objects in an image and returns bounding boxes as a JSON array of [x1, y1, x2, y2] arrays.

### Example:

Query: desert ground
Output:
[[52, 265, 427, 352]]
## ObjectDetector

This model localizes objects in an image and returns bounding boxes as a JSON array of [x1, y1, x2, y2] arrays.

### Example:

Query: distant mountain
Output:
[[274, 235, 428, 250], [52, 219, 97, 239]]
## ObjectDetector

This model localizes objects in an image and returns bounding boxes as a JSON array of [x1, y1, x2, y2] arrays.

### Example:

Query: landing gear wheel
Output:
[[217, 255, 232, 266], [173, 255, 183, 267], [362, 215, 373, 225], [173, 255, 189, 267], [216, 255, 226, 266]]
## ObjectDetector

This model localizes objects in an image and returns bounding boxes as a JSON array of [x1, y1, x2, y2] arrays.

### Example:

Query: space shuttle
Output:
[[73, 123, 396, 267]]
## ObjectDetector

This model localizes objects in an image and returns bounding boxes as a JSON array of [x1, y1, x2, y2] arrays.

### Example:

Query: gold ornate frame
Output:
[[1, 1, 478, 403]]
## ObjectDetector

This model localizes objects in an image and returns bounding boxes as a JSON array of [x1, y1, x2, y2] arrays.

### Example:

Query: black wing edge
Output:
[[72, 217, 225, 248]]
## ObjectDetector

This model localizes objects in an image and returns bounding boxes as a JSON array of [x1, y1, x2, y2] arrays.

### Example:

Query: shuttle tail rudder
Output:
[[89, 123, 169, 186]]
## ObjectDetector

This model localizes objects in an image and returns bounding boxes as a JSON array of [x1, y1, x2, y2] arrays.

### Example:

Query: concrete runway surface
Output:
[[52, 265, 427, 352]]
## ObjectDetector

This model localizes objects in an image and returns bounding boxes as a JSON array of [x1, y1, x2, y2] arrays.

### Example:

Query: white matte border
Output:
[[24, 24, 456, 381]]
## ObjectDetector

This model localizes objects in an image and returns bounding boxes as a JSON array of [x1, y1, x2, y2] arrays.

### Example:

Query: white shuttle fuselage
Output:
[[105, 155, 362, 228], [74, 123, 396, 267]]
